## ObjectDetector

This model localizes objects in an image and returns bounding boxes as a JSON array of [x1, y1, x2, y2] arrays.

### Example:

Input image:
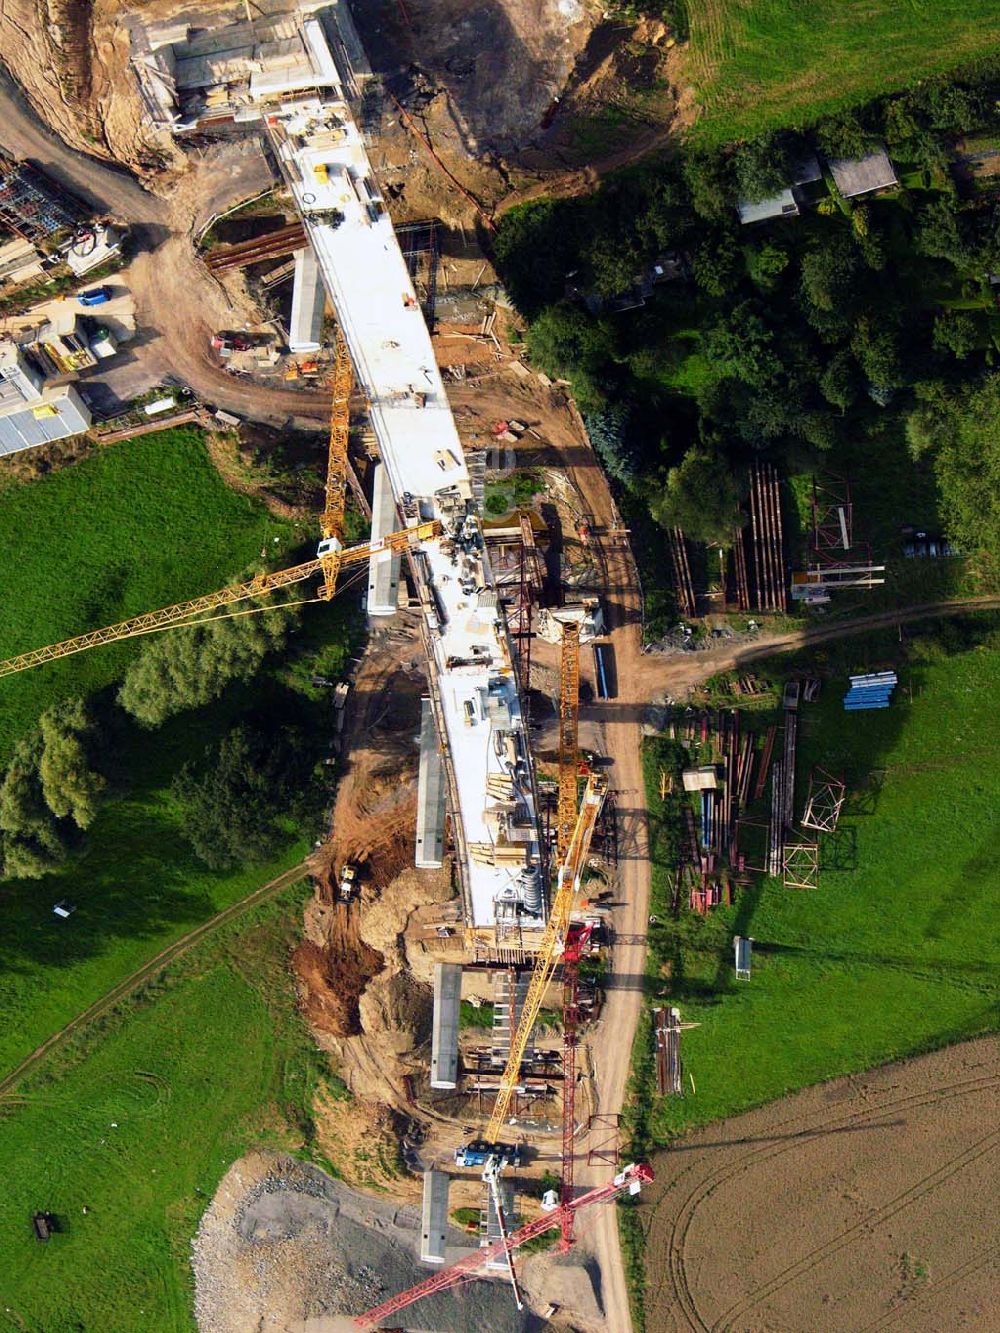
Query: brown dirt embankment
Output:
[[642, 1037, 1000, 1333]]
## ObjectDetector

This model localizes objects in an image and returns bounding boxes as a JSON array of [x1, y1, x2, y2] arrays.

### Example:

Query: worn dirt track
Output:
[[0, 863, 309, 1099], [643, 1037, 999, 1333]]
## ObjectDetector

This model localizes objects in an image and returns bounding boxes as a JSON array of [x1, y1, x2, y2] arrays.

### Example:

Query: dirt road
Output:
[[0, 71, 331, 427], [643, 1037, 999, 1333], [630, 594, 1000, 703], [0, 862, 309, 1099]]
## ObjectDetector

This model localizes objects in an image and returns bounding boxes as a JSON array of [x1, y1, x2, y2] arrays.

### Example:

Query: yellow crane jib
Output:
[[0, 523, 442, 680], [319, 331, 354, 599], [485, 771, 608, 1145], [556, 621, 581, 860]]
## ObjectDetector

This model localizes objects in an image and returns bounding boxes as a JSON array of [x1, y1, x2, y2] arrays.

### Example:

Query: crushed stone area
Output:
[[192, 1151, 540, 1332]]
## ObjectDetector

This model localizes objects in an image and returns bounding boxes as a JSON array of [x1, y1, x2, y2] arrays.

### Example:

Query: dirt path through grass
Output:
[[0, 861, 309, 1098]]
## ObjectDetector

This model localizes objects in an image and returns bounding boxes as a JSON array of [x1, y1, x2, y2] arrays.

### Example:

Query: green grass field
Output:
[[686, 0, 1000, 143], [0, 690, 309, 1078], [0, 428, 302, 763], [631, 616, 1000, 1148], [0, 429, 337, 1081], [0, 882, 329, 1333]]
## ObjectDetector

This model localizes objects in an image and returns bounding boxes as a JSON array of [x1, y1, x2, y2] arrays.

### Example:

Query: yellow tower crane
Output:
[[317, 331, 353, 599], [0, 524, 438, 679], [0, 332, 438, 679], [484, 769, 607, 1147], [556, 621, 581, 860]]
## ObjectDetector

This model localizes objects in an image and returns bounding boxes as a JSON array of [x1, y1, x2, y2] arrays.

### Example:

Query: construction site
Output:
[[4, 4, 997, 1333], [0, 4, 655, 1329]]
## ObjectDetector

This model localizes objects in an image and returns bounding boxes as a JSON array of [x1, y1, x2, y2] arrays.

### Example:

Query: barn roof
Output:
[[827, 147, 898, 198]]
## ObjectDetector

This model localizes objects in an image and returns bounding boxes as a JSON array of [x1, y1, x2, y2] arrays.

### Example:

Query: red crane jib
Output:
[[352, 1163, 653, 1329]]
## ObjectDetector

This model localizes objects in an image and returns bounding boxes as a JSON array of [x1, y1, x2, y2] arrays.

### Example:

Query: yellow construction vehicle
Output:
[[556, 621, 580, 860]]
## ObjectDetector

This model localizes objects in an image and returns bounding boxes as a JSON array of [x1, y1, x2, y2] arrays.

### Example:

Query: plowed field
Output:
[[643, 1037, 999, 1332]]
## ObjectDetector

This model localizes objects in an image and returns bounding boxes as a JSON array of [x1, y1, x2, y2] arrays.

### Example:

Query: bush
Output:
[[171, 720, 318, 870], [650, 446, 741, 545], [586, 403, 640, 489], [118, 600, 297, 727]]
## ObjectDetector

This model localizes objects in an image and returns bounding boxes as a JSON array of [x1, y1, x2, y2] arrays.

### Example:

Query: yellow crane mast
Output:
[[556, 621, 581, 859], [317, 331, 353, 599], [485, 770, 607, 1145]]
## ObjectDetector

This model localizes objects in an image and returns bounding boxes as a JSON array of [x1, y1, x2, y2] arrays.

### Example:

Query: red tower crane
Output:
[[351, 1162, 653, 1329]]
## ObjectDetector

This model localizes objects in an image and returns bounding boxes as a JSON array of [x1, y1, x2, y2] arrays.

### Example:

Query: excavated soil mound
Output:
[[642, 1037, 999, 1332], [293, 925, 384, 1038]]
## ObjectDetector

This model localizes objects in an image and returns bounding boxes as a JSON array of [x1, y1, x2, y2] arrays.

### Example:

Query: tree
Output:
[[649, 446, 741, 545], [732, 132, 794, 203], [0, 736, 69, 879], [691, 231, 741, 296], [920, 81, 982, 133], [38, 698, 106, 829], [817, 109, 876, 159], [745, 241, 790, 293], [682, 149, 732, 221], [118, 601, 297, 727], [493, 199, 579, 317], [526, 302, 619, 413], [932, 311, 980, 360], [916, 198, 969, 267], [585, 404, 639, 489], [171, 722, 316, 870], [914, 373, 1000, 557], [851, 319, 902, 390], [705, 302, 782, 389], [819, 349, 859, 412], [799, 240, 861, 315]]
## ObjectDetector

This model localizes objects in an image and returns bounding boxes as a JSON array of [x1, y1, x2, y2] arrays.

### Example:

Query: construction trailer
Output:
[[734, 935, 752, 979]]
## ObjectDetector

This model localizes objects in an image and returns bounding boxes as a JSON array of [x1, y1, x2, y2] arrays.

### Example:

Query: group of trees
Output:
[[171, 720, 319, 871], [906, 376, 1000, 566], [0, 594, 305, 882], [0, 699, 106, 879], [494, 55, 1000, 554], [117, 600, 296, 726]]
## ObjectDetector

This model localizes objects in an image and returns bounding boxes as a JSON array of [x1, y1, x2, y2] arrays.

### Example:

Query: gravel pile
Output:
[[191, 1152, 535, 1333], [192, 1157, 387, 1332]]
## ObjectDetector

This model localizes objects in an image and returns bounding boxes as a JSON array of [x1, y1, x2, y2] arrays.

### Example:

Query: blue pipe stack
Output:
[[843, 671, 897, 710]]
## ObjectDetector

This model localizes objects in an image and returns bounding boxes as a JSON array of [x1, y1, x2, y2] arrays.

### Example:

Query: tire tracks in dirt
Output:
[[856, 1244, 999, 1331], [0, 862, 310, 1101], [653, 1072, 1000, 1332]]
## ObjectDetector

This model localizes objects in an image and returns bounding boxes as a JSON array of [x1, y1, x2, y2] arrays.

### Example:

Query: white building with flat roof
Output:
[[0, 339, 91, 456]]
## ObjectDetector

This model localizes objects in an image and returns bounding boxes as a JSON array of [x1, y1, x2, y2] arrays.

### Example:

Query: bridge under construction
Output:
[[263, 20, 546, 942]]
